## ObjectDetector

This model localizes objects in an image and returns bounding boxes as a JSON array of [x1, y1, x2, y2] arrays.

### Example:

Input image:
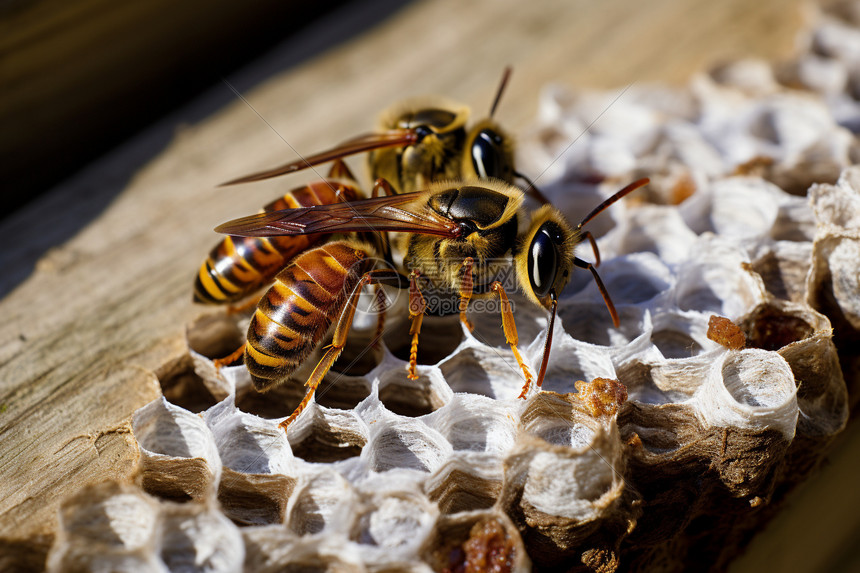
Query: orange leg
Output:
[[370, 178, 397, 197], [458, 257, 475, 332], [279, 271, 393, 430], [407, 270, 427, 380], [327, 158, 356, 181], [213, 344, 245, 370], [488, 281, 534, 398], [226, 293, 263, 316]]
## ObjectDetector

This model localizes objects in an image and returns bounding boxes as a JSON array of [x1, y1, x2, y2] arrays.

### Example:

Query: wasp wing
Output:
[[215, 193, 461, 238], [219, 130, 417, 186]]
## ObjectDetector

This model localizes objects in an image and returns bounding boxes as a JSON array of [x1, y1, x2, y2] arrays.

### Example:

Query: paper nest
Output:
[[48, 3, 860, 571]]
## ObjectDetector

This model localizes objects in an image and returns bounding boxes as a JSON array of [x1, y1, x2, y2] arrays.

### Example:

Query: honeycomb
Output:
[[48, 3, 860, 571]]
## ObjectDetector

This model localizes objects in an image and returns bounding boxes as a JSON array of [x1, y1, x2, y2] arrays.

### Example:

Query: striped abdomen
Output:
[[244, 241, 372, 391], [193, 179, 359, 304]]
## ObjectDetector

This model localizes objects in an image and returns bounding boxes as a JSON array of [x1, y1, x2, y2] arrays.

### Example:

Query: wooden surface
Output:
[[3, 0, 849, 568], [0, 0, 348, 206]]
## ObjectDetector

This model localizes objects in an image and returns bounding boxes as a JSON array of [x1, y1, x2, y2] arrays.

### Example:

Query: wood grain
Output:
[[0, 0, 822, 565]]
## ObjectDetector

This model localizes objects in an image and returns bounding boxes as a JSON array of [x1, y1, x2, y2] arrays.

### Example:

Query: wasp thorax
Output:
[[403, 181, 524, 298], [368, 98, 472, 193]]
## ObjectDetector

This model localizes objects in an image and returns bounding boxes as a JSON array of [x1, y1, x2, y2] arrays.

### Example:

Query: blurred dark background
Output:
[[0, 0, 408, 223]]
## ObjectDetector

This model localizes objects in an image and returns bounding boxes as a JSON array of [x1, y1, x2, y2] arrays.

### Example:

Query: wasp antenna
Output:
[[535, 290, 558, 388], [489, 66, 513, 119], [574, 257, 620, 328], [577, 177, 649, 229], [514, 170, 550, 204]]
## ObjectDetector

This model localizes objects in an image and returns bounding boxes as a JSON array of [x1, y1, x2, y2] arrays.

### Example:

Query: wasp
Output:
[[214, 177, 648, 429], [219, 67, 545, 199], [195, 68, 543, 308]]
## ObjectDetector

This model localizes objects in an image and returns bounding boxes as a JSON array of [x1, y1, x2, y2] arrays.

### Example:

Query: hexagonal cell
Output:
[[158, 502, 244, 572], [330, 311, 389, 377], [741, 303, 815, 351], [186, 311, 247, 360], [650, 329, 703, 359], [289, 409, 367, 464], [519, 392, 610, 449], [351, 491, 436, 556], [132, 398, 222, 501], [242, 527, 366, 573], [377, 367, 451, 418], [721, 351, 792, 408], [613, 358, 676, 405], [48, 482, 166, 573], [204, 401, 296, 526], [686, 178, 780, 239], [206, 404, 292, 475], [467, 290, 547, 351], [594, 253, 674, 306], [529, 329, 616, 396], [558, 302, 645, 347], [390, 314, 464, 367], [438, 344, 525, 399], [650, 311, 712, 359], [54, 482, 160, 553], [422, 510, 529, 572], [234, 378, 305, 420], [315, 373, 373, 412], [287, 471, 357, 537], [750, 242, 813, 302], [429, 395, 517, 454], [607, 206, 699, 266], [697, 348, 798, 438], [504, 398, 631, 570], [426, 457, 503, 514], [331, 338, 384, 377], [233, 356, 371, 421], [672, 236, 763, 317], [218, 471, 295, 527], [365, 418, 451, 473], [155, 354, 219, 413]]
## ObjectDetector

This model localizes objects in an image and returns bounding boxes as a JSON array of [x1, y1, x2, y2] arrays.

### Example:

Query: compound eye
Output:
[[528, 225, 559, 298], [471, 128, 508, 179]]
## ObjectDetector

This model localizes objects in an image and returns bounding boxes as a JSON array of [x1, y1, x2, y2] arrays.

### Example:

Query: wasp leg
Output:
[[458, 257, 475, 332], [514, 170, 551, 205], [226, 293, 264, 316], [327, 158, 356, 181], [213, 344, 246, 370], [582, 230, 601, 267], [488, 282, 534, 398], [279, 269, 404, 430], [370, 178, 397, 197], [407, 270, 427, 380], [574, 256, 620, 327]]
